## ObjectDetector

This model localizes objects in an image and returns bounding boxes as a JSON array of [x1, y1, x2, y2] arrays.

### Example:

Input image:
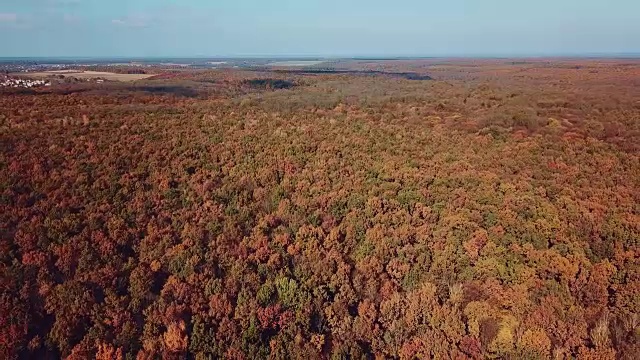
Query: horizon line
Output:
[[1, 52, 640, 61]]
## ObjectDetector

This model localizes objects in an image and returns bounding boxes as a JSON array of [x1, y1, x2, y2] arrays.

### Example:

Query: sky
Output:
[[0, 0, 639, 58]]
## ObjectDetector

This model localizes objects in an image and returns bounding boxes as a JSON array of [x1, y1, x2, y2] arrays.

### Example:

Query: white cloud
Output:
[[0, 13, 18, 22], [63, 14, 80, 23], [111, 16, 150, 28], [24, 0, 81, 5]]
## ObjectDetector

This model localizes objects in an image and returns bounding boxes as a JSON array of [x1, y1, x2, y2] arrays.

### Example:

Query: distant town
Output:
[[0, 77, 50, 88], [0, 57, 332, 74]]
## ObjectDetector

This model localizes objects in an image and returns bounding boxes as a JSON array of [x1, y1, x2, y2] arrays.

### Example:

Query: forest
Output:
[[1, 59, 639, 359]]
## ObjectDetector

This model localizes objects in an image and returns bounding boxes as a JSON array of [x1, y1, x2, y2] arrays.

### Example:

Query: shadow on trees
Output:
[[127, 85, 201, 98], [242, 79, 296, 90], [270, 69, 433, 80]]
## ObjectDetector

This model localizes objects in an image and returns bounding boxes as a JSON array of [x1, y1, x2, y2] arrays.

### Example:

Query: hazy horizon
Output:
[[1, 0, 639, 58], [2, 53, 640, 62]]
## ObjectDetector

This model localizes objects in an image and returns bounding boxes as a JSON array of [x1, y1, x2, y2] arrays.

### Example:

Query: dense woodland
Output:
[[1, 60, 639, 359]]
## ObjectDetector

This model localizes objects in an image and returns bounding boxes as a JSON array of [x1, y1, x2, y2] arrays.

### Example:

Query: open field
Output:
[[266, 60, 327, 67], [1, 59, 639, 359], [16, 70, 155, 81]]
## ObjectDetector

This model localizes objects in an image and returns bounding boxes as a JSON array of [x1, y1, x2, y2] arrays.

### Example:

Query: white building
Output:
[[0, 78, 50, 88]]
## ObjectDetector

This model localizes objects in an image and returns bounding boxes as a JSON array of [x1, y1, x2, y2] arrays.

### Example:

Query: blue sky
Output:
[[0, 0, 639, 57]]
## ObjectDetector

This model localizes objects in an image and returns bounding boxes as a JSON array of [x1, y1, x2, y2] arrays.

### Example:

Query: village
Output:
[[0, 76, 51, 88]]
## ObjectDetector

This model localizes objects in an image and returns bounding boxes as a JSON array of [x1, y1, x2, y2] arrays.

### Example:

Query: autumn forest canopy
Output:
[[1, 59, 639, 359]]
